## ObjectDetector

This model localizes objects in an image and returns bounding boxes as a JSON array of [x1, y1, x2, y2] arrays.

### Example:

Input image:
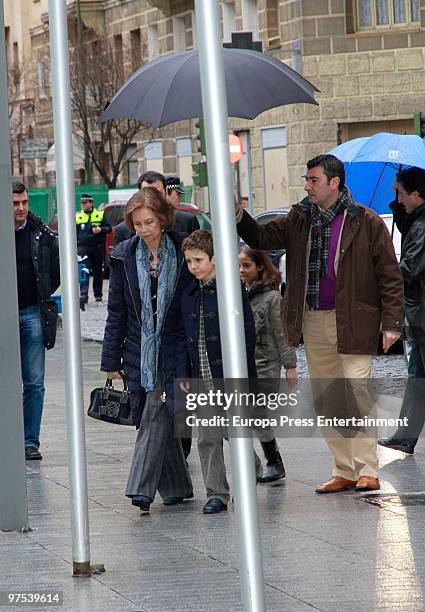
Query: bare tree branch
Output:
[[70, 36, 153, 188]]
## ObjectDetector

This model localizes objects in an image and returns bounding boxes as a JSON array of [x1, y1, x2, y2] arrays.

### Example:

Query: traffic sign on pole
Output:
[[229, 134, 244, 164]]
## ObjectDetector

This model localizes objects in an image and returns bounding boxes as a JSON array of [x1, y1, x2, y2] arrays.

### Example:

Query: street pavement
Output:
[[1, 302, 424, 611]]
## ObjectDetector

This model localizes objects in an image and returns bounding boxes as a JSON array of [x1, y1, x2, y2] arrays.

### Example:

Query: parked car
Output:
[[251, 208, 290, 293]]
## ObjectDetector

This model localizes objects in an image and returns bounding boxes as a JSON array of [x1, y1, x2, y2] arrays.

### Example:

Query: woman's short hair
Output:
[[124, 187, 175, 233]]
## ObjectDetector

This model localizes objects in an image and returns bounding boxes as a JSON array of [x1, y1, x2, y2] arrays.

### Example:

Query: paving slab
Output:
[[1, 331, 424, 611]]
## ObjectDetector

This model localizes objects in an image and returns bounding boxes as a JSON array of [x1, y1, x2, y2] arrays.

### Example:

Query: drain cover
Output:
[[358, 493, 425, 508]]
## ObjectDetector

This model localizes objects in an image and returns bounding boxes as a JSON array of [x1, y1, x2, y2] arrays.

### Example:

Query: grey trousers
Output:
[[126, 385, 192, 502], [198, 422, 262, 504]]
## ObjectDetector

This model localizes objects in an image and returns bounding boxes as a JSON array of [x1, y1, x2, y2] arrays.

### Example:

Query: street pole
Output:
[[76, 0, 91, 184], [48, 0, 91, 576], [194, 2, 266, 611], [0, 0, 29, 532]]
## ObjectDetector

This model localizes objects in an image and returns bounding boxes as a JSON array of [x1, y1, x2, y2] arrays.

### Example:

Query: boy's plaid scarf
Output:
[[300, 188, 350, 310]]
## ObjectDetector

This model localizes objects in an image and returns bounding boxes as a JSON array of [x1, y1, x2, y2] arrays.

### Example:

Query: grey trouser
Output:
[[126, 384, 192, 502], [198, 419, 262, 504]]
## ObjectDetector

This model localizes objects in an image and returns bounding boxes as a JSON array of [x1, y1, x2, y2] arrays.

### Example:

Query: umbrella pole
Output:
[[194, 2, 266, 611]]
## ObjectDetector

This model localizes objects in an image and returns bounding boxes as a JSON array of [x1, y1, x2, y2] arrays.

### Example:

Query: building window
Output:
[[356, 0, 420, 30], [38, 58, 46, 97], [176, 138, 193, 187], [241, 0, 259, 39], [261, 126, 289, 210], [130, 29, 142, 72], [173, 16, 186, 52], [222, 1, 236, 43], [148, 24, 159, 61], [114, 34, 123, 76], [265, 0, 280, 48], [125, 144, 139, 184], [144, 140, 163, 173]]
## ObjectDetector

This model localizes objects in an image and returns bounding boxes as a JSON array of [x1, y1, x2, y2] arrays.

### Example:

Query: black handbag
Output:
[[87, 372, 134, 426]]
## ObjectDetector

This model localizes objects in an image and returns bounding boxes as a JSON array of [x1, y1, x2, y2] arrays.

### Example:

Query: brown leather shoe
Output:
[[355, 476, 380, 491], [315, 476, 357, 494]]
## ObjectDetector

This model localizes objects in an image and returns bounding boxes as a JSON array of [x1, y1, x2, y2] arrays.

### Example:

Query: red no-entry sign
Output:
[[229, 134, 243, 163]]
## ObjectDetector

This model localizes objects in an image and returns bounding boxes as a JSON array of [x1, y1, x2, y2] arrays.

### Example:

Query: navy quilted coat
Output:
[[175, 277, 257, 380], [100, 232, 192, 427]]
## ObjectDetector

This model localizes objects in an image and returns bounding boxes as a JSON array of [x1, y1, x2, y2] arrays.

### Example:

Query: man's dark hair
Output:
[[306, 154, 345, 191], [137, 170, 166, 191], [182, 230, 214, 260], [12, 181, 27, 194], [396, 167, 425, 199]]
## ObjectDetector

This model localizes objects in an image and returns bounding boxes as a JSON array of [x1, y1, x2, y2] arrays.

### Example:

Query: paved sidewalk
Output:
[[1, 331, 424, 610]]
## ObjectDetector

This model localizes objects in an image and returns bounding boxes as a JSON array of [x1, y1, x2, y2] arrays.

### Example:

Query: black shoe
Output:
[[378, 437, 415, 455], [131, 495, 151, 512], [258, 460, 286, 483], [203, 498, 227, 514], [25, 446, 42, 461], [163, 497, 183, 505], [95, 297, 102, 302]]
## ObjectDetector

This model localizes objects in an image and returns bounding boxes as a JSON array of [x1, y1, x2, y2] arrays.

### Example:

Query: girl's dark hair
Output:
[[125, 187, 174, 232], [240, 246, 281, 290]]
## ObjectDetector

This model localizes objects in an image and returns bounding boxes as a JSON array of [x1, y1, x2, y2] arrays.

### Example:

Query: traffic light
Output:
[[192, 161, 208, 188], [195, 118, 206, 156], [414, 112, 425, 138]]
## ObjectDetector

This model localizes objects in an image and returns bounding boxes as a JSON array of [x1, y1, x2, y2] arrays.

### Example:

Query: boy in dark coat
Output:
[[176, 230, 261, 514]]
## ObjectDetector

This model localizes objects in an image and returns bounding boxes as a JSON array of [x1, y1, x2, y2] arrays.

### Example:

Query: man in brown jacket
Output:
[[236, 154, 404, 493]]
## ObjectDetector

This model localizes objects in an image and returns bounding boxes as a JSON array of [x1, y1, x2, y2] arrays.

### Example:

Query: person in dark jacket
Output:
[[166, 175, 200, 234], [177, 230, 261, 514], [13, 182, 60, 460], [76, 193, 111, 305], [236, 154, 404, 494], [101, 188, 193, 513], [379, 167, 425, 455], [113, 172, 200, 246], [239, 246, 297, 482]]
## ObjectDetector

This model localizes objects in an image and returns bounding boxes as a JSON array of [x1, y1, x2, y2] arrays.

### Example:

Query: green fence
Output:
[[28, 183, 191, 224], [28, 184, 114, 223]]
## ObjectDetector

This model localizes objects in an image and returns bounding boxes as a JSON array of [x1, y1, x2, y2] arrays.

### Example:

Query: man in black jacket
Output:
[[13, 182, 60, 460], [379, 167, 425, 454], [113, 172, 200, 246], [165, 175, 200, 234]]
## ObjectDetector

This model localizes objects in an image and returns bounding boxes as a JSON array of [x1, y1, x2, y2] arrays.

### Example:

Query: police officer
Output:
[[76, 193, 111, 305]]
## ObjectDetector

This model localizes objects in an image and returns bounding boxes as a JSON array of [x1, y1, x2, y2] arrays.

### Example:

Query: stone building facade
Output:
[[4, 0, 425, 210]]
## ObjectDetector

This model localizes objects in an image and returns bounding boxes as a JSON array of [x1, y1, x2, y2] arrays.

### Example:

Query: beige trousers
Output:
[[303, 309, 378, 480]]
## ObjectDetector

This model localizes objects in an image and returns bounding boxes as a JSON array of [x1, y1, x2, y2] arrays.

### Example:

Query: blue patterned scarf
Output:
[[136, 233, 177, 391]]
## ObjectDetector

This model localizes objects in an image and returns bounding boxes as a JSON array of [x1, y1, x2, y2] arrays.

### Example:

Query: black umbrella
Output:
[[101, 48, 318, 127]]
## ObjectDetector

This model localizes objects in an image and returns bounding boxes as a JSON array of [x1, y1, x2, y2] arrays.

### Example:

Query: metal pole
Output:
[[0, 0, 29, 532], [48, 0, 91, 576], [194, 2, 266, 610], [76, 0, 91, 184]]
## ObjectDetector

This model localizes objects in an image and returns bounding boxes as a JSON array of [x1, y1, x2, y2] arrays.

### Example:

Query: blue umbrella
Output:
[[329, 133, 425, 213]]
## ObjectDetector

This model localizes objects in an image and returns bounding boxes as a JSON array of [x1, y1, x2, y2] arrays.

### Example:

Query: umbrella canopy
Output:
[[101, 48, 318, 127], [329, 133, 425, 214]]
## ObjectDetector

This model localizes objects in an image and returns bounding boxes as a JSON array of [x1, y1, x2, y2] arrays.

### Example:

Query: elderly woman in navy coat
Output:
[[101, 187, 193, 512]]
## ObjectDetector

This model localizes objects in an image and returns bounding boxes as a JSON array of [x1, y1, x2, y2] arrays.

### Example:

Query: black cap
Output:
[[80, 193, 93, 202], [165, 176, 184, 194]]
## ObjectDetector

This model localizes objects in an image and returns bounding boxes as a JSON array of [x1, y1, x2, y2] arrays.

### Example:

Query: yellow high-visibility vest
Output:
[[76, 209, 104, 226]]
